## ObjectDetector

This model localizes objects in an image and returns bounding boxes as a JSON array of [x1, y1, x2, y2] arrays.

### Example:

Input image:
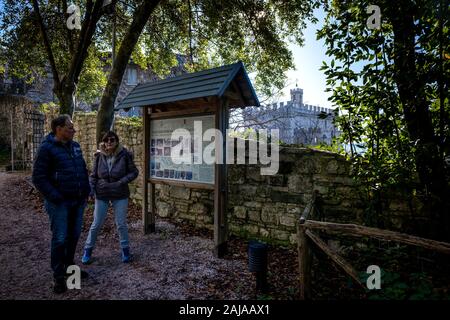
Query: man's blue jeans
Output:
[[44, 199, 86, 280], [84, 198, 130, 250]]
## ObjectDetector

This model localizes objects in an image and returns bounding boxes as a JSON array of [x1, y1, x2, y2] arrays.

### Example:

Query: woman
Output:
[[82, 131, 139, 264]]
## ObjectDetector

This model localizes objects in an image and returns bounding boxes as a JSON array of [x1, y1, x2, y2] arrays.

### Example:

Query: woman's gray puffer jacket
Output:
[[90, 143, 139, 201]]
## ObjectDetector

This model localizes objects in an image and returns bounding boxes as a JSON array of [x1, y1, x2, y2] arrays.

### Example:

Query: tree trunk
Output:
[[96, 0, 161, 143], [54, 80, 76, 116], [387, 0, 450, 240]]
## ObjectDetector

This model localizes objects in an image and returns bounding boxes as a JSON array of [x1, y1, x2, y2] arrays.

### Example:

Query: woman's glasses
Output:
[[104, 137, 116, 143]]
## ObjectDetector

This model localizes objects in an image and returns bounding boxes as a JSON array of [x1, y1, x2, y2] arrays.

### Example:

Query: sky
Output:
[[280, 8, 333, 109]]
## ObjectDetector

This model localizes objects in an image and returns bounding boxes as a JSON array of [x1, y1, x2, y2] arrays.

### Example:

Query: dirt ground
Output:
[[4, 171, 447, 300], [0, 172, 265, 300]]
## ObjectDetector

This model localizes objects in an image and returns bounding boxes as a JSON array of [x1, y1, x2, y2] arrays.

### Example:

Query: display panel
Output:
[[150, 114, 215, 185]]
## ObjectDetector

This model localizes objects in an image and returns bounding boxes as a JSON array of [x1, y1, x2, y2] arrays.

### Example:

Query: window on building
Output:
[[127, 68, 137, 85]]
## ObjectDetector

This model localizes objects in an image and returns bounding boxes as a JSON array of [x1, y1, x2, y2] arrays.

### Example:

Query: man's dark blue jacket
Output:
[[32, 133, 91, 203]]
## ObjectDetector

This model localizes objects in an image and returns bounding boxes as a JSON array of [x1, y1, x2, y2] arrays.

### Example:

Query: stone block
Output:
[[157, 202, 172, 218], [270, 229, 290, 241], [244, 201, 262, 208], [286, 204, 302, 215], [268, 174, 285, 186], [169, 186, 191, 200], [313, 184, 329, 194], [239, 185, 258, 197], [256, 186, 271, 197], [279, 214, 297, 227], [234, 206, 247, 219], [259, 227, 270, 238], [247, 166, 265, 182], [295, 157, 316, 174], [270, 190, 303, 204], [248, 210, 261, 222], [190, 203, 207, 215], [289, 233, 297, 245], [244, 224, 259, 235], [261, 205, 279, 224], [288, 175, 313, 193], [229, 224, 243, 234], [331, 176, 355, 185], [326, 159, 339, 174], [178, 213, 196, 221]]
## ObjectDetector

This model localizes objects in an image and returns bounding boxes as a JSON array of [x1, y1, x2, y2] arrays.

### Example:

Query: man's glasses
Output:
[[104, 138, 116, 143]]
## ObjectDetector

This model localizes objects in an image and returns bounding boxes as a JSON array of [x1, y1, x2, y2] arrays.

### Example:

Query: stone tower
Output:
[[290, 87, 303, 106]]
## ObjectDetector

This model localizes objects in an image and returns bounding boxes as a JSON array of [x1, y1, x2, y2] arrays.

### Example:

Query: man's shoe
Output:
[[121, 247, 132, 263], [81, 248, 93, 265], [53, 278, 67, 294]]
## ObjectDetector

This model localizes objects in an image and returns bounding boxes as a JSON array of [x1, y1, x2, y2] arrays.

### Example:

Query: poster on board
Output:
[[150, 114, 215, 185]]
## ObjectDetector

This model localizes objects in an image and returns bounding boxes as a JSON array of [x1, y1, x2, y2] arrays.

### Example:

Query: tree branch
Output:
[[188, 0, 194, 68], [62, 0, 74, 55], [31, 0, 60, 85], [69, 0, 104, 84], [97, 0, 163, 142]]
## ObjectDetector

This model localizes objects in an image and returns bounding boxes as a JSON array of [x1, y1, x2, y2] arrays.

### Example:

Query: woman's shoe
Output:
[[81, 248, 93, 265], [121, 247, 131, 263]]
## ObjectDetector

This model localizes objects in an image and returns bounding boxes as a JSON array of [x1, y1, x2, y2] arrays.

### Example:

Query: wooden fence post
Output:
[[298, 223, 312, 300]]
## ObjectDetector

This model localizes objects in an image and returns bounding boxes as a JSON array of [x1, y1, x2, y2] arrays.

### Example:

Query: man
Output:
[[32, 114, 91, 294]]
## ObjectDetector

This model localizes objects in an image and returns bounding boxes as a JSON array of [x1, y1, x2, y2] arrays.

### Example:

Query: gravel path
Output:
[[0, 172, 254, 300]]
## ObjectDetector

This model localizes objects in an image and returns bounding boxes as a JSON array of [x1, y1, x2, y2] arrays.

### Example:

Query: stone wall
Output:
[[151, 144, 420, 246], [67, 112, 145, 206], [52, 112, 420, 246]]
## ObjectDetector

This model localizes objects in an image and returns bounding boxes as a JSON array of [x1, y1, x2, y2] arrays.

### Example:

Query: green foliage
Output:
[[338, 239, 448, 300], [228, 128, 258, 140], [116, 116, 142, 128], [77, 47, 108, 106], [135, 0, 322, 96], [307, 139, 344, 154], [317, 0, 449, 214], [38, 102, 59, 114], [358, 270, 440, 300], [1, 0, 321, 106]]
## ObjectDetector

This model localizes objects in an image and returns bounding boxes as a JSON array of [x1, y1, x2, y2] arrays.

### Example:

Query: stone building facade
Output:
[[243, 87, 339, 145]]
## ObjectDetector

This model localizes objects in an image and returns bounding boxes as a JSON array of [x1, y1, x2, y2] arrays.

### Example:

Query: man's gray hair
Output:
[[51, 114, 72, 134]]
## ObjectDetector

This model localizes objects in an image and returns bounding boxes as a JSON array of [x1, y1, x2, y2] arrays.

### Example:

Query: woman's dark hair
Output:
[[102, 131, 119, 143], [51, 114, 71, 134]]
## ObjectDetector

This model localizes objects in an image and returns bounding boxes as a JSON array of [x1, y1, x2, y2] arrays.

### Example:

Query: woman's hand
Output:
[[88, 190, 95, 202]]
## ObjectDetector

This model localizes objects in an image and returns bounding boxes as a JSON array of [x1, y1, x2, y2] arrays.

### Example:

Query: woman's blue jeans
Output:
[[84, 198, 130, 250]]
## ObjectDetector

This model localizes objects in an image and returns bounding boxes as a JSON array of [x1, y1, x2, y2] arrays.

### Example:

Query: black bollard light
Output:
[[248, 240, 268, 293]]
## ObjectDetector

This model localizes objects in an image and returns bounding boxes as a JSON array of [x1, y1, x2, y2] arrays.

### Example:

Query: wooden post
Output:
[[214, 97, 228, 258], [149, 177, 156, 232], [298, 223, 312, 299], [10, 111, 14, 171], [143, 106, 155, 233]]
